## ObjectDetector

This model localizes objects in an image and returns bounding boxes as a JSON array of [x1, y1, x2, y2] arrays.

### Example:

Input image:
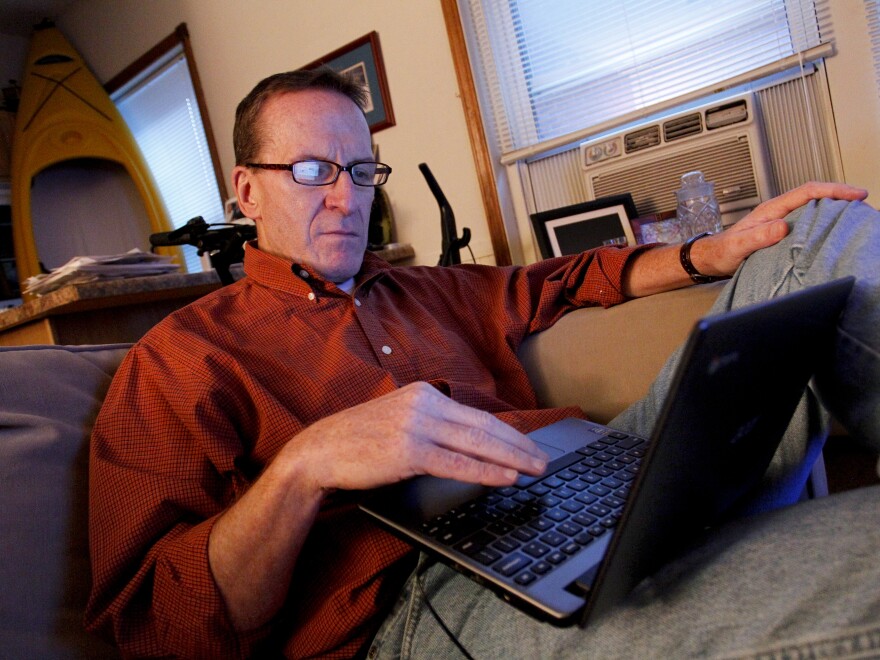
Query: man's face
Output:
[[235, 89, 375, 282]]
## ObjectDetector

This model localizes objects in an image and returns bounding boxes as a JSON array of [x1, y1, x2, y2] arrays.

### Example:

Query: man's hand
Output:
[[689, 181, 869, 277], [208, 384, 548, 631], [624, 181, 868, 296], [286, 381, 549, 493]]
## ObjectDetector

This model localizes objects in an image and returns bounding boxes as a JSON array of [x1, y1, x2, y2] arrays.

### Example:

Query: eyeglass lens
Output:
[[292, 160, 389, 186]]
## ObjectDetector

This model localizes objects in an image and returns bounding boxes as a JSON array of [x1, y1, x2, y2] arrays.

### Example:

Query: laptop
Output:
[[359, 277, 855, 627]]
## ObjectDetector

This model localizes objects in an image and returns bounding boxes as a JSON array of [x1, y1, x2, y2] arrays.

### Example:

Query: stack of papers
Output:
[[23, 249, 180, 296]]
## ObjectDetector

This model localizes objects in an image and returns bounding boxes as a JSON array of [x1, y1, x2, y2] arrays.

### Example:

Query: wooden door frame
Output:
[[440, 0, 512, 266]]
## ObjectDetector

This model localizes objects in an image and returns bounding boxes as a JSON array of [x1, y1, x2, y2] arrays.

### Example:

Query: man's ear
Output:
[[232, 165, 261, 221]]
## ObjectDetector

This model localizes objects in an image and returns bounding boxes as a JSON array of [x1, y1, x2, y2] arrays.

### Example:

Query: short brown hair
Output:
[[233, 68, 368, 165]]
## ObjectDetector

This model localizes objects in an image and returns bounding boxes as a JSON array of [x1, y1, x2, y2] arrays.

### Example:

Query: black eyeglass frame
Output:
[[245, 159, 392, 187]]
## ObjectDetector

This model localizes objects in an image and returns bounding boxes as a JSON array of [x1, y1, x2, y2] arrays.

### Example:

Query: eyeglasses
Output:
[[246, 159, 392, 187]]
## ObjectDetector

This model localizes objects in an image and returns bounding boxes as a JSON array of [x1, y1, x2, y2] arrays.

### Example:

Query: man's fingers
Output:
[[756, 182, 867, 221], [399, 382, 548, 460], [414, 442, 523, 486], [434, 418, 548, 474]]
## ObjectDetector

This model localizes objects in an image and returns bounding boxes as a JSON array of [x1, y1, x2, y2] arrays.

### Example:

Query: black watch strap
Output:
[[679, 231, 726, 284]]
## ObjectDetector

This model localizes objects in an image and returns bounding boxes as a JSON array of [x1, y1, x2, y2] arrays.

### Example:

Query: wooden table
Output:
[[0, 244, 415, 346]]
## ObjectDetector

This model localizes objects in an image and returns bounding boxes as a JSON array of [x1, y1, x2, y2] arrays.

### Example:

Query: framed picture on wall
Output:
[[303, 31, 396, 133], [530, 194, 638, 259]]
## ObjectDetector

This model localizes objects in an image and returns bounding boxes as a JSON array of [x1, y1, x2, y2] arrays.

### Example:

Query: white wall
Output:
[[6, 1, 880, 268], [52, 0, 494, 266], [825, 0, 880, 196]]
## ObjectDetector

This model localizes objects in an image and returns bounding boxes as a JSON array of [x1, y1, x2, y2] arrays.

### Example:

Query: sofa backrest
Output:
[[519, 283, 723, 424], [0, 343, 131, 658]]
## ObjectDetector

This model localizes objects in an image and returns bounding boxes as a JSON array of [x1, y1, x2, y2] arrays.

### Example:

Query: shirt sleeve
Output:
[[85, 336, 271, 659], [516, 243, 656, 335]]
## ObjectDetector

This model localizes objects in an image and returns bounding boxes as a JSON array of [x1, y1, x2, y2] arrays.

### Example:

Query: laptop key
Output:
[[540, 531, 567, 547], [474, 548, 503, 566], [574, 532, 594, 546], [523, 541, 550, 558], [557, 521, 583, 537], [492, 537, 521, 553], [532, 560, 552, 575], [529, 517, 555, 532], [487, 521, 514, 536], [494, 552, 532, 576], [615, 436, 645, 450], [560, 500, 584, 514], [514, 572, 537, 585], [511, 527, 538, 542], [587, 504, 611, 517], [454, 531, 496, 556], [544, 509, 569, 522], [547, 551, 567, 564], [575, 493, 598, 506]]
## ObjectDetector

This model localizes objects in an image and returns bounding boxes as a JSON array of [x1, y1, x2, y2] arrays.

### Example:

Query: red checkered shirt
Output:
[[86, 242, 649, 658]]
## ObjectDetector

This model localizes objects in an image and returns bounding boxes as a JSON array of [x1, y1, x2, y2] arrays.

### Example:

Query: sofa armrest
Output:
[[0, 343, 131, 658], [518, 283, 725, 424]]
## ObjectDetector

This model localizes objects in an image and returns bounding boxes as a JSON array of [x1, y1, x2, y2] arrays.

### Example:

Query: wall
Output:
[[48, 0, 494, 266], [5, 1, 880, 268], [824, 0, 880, 196]]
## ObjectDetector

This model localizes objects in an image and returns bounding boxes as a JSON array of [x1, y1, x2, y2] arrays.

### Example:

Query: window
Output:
[[106, 24, 226, 273], [867, 0, 880, 100], [464, 0, 832, 160]]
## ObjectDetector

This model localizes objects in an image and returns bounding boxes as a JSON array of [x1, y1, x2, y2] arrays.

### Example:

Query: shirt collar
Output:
[[242, 242, 391, 298]]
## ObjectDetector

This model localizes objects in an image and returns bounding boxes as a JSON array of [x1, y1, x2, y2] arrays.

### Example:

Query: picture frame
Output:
[[530, 194, 639, 259], [629, 210, 682, 245], [303, 31, 396, 133]]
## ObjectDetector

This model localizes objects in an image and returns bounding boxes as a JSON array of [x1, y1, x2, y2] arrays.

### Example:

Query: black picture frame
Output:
[[303, 31, 396, 133], [530, 194, 639, 260]]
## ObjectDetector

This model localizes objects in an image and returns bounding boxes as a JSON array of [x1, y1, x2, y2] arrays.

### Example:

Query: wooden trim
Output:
[[103, 23, 228, 200], [440, 0, 512, 266]]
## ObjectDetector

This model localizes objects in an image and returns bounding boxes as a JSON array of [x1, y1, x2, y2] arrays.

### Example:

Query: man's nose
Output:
[[325, 172, 370, 211]]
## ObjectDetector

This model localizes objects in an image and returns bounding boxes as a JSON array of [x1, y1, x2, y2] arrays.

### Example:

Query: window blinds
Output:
[[464, 0, 833, 161], [112, 50, 224, 273]]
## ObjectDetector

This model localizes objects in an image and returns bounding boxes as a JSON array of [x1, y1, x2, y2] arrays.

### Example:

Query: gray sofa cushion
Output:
[[0, 343, 130, 658]]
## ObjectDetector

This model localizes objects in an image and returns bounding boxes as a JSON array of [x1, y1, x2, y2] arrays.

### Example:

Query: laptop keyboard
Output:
[[419, 429, 648, 588]]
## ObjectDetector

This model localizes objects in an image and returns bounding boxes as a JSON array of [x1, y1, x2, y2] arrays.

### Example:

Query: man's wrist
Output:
[[679, 232, 727, 284]]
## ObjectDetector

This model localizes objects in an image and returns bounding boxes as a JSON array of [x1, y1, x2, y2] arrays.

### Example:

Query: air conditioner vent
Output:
[[578, 93, 773, 227], [590, 135, 759, 217], [663, 113, 703, 141], [624, 125, 661, 153]]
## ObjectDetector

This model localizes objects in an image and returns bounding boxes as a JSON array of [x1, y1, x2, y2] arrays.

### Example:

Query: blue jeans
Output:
[[368, 200, 880, 659]]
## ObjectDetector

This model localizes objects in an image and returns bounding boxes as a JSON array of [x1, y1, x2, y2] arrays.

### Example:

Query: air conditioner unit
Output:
[[580, 94, 775, 227]]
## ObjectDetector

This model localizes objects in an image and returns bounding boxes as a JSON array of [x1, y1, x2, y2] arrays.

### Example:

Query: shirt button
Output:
[[354, 298, 362, 307], [381, 345, 392, 355], [299, 269, 310, 279], [307, 292, 316, 301]]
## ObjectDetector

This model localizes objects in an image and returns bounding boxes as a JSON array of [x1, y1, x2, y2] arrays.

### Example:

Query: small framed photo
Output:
[[530, 194, 638, 259], [303, 31, 395, 133]]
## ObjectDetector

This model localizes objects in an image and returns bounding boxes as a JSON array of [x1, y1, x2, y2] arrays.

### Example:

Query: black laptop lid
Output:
[[582, 276, 855, 624]]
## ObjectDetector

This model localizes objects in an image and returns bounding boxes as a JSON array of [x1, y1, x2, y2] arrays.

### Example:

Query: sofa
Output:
[[0, 281, 764, 657]]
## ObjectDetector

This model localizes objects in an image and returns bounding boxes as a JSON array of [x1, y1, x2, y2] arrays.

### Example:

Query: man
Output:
[[86, 68, 880, 658]]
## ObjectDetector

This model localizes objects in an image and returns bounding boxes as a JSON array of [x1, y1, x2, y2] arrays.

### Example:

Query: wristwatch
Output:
[[679, 231, 727, 284]]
